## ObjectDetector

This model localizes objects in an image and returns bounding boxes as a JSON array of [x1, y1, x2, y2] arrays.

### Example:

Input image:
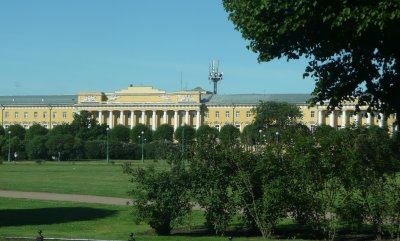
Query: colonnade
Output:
[[317, 109, 387, 128], [92, 109, 201, 130]]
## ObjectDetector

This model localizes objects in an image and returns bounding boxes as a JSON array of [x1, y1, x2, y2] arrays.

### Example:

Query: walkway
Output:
[[0, 190, 130, 206]]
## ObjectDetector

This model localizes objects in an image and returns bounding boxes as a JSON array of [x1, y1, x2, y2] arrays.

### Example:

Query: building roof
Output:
[[0, 95, 78, 105], [204, 94, 312, 105]]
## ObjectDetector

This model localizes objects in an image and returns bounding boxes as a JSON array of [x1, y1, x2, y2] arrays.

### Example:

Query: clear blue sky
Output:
[[0, 0, 314, 96]]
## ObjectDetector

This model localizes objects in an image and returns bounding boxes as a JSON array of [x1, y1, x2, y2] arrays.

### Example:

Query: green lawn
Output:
[[0, 160, 169, 197], [0, 197, 291, 241]]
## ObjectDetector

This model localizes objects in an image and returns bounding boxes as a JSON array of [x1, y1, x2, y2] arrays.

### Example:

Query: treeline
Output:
[[0, 111, 239, 161], [123, 102, 400, 240]]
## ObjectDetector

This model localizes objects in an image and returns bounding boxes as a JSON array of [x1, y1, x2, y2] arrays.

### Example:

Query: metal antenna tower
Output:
[[208, 60, 223, 94]]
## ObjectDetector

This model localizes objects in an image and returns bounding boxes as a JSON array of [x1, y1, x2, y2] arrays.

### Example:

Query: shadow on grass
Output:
[[0, 207, 117, 226]]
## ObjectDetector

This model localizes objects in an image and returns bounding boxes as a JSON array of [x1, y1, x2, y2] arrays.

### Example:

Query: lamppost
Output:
[[275, 131, 280, 144], [8, 130, 11, 162], [258, 129, 262, 151], [106, 127, 110, 163], [140, 131, 144, 163]]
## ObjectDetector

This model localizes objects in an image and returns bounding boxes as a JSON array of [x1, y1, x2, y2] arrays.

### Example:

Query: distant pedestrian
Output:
[[36, 230, 43, 241], [128, 233, 136, 241]]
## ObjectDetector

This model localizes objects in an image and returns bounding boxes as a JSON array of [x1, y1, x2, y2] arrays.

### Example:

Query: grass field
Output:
[[0, 160, 169, 197], [0, 197, 299, 241]]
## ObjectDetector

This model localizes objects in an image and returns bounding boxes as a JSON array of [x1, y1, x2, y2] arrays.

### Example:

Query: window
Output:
[[226, 111, 230, 118], [15, 112, 19, 118], [246, 111, 251, 118], [34, 112, 38, 119], [53, 112, 57, 119], [311, 111, 315, 118], [23, 124, 29, 129], [204, 111, 209, 118], [349, 111, 353, 118], [192, 112, 196, 117], [43, 112, 47, 118], [181, 112, 185, 117], [215, 124, 220, 131], [5, 112, 9, 118], [236, 111, 240, 118], [62, 112, 67, 119], [24, 112, 28, 119], [235, 124, 241, 129], [310, 124, 315, 133], [215, 111, 220, 118]]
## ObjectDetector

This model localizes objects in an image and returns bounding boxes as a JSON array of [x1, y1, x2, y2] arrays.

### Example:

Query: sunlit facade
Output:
[[0, 86, 398, 133]]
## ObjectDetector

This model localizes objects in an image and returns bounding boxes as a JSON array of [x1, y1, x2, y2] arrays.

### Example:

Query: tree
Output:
[[0, 125, 5, 136], [26, 135, 49, 160], [123, 159, 192, 235], [46, 134, 75, 160], [130, 124, 152, 144], [110, 124, 130, 142], [252, 101, 302, 129], [195, 125, 219, 145], [25, 124, 48, 141], [7, 124, 26, 140], [174, 125, 196, 144], [219, 124, 240, 147], [71, 110, 98, 140], [240, 124, 258, 147], [153, 124, 174, 142], [223, 1, 400, 115]]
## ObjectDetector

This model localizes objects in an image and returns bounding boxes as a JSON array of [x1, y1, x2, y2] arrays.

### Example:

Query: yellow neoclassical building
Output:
[[0, 85, 398, 133]]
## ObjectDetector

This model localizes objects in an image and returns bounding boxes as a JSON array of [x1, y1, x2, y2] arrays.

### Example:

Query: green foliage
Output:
[[71, 110, 101, 140], [131, 124, 152, 144], [252, 101, 302, 129], [84, 140, 106, 159], [26, 135, 49, 160], [0, 125, 5, 136], [0, 136, 25, 160], [6, 124, 26, 140], [195, 125, 219, 145], [48, 124, 73, 136], [224, 0, 400, 115], [45, 134, 75, 160], [219, 124, 240, 147], [240, 124, 258, 146], [110, 124, 131, 142], [124, 159, 192, 235], [25, 124, 48, 141], [153, 124, 174, 142], [174, 125, 196, 144]]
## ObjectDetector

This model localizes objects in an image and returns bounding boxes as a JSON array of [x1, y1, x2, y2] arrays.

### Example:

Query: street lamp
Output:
[[106, 127, 110, 163], [275, 131, 280, 144], [258, 129, 262, 151], [140, 131, 144, 163], [8, 130, 11, 162]]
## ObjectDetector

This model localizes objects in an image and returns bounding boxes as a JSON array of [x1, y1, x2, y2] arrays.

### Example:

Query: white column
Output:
[[354, 113, 359, 127], [367, 112, 372, 126], [196, 110, 200, 129], [318, 110, 323, 126], [163, 110, 167, 124], [130, 111, 135, 129], [342, 110, 347, 128], [185, 110, 189, 126], [120, 110, 124, 125], [141, 110, 146, 125], [98, 111, 103, 125], [152, 110, 156, 130], [109, 110, 113, 128], [174, 110, 178, 130], [329, 111, 335, 127], [379, 113, 385, 128]]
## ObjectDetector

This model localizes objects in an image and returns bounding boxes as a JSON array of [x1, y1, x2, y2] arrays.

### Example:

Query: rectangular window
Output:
[[15, 112, 19, 118], [62, 112, 67, 119], [43, 112, 47, 118], [215, 124, 220, 131], [311, 111, 315, 118], [215, 111, 220, 118], [5, 112, 9, 118], [204, 111, 209, 118], [53, 112, 57, 119], [246, 111, 251, 118], [226, 111, 230, 118], [24, 112, 28, 119], [310, 124, 315, 133], [34, 112, 38, 119], [192, 112, 196, 117], [236, 111, 240, 118]]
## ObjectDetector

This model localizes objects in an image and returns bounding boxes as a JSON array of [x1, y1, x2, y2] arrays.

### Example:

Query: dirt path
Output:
[[0, 190, 130, 206]]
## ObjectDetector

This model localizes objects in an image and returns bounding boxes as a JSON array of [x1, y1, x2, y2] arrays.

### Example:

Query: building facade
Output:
[[0, 86, 398, 133]]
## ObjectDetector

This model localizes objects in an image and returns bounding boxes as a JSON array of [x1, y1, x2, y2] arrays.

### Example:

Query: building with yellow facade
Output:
[[0, 85, 398, 133]]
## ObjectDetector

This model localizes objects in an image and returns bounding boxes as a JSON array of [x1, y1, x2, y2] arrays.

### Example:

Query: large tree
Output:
[[223, 0, 400, 115]]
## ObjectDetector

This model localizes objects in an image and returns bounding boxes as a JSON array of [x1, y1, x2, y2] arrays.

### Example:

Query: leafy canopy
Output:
[[223, 0, 400, 115]]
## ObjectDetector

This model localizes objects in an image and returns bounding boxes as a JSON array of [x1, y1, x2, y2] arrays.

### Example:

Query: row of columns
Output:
[[317, 110, 387, 128], [95, 110, 201, 130]]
